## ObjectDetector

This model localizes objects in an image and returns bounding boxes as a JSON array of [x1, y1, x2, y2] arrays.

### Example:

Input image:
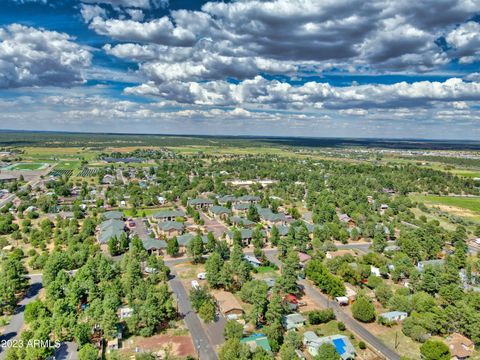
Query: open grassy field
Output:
[[411, 195, 480, 213], [54, 161, 82, 170], [22, 147, 98, 161]]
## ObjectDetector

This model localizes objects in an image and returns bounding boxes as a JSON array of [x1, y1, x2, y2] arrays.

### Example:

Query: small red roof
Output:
[[284, 294, 298, 303]]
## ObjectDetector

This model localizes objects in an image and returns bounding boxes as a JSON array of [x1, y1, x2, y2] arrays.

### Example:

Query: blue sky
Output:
[[0, 0, 479, 139]]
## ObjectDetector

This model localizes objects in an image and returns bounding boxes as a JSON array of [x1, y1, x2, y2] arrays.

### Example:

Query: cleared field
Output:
[[410, 195, 480, 213], [449, 169, 480, 178], [54, 161, 82, 170], [23, 147, 98, 161], [1, 162, 49, 170]]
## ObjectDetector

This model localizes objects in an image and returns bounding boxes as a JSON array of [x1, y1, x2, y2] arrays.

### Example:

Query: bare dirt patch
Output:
[[120, 334, 195, 358]]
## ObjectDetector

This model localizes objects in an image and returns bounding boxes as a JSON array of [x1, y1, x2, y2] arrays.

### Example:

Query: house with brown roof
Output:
[[213, 290, 244, 320], [446, 333, 474, 360]]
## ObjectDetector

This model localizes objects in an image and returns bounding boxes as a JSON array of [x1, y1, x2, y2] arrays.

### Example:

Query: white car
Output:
[[191, 280, 200, 289], [197, 272, 207, 280]]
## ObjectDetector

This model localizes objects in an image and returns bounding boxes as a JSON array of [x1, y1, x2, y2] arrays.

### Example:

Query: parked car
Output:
[[191, 280, 200, 289], [197, 272, 207, 280]]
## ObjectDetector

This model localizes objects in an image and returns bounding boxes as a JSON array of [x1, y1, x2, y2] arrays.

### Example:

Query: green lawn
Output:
[[410, 195, 480, 213], [255, 265, 276, 273], [123, 207, 171, 217]]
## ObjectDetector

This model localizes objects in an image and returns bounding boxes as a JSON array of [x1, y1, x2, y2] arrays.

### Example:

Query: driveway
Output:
[[199, 212, 228, 238]]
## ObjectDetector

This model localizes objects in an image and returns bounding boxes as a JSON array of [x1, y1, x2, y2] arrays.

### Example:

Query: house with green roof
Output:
[[187, 198, 214, 209], [209, 205, 231, 220], [151, 210, 185, 222], [176, 233, 209, 252], [226, 228, 266, 246], [103, 211, 124, 220], [157, 221, 184, 236], [257, 207, 287, 226], [142, 238, 167, 255], [233, 203, 250, 214], [217, 195, 237, 205], [98, 219, 126, 244], [237, 195, 260, 204], [230, 216, 255, 228]]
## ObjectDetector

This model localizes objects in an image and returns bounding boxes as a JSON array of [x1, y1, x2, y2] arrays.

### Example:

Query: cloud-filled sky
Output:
[[0, 0, 479, 139]]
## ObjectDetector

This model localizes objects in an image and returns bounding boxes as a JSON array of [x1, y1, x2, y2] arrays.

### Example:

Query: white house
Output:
[[379, 311, 408, 322]]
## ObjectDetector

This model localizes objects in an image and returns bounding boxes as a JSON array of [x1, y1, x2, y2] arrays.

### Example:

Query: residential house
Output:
[[233, 203, 250, 214], [257, 207, 287, 226], [417, 259, 445, 272], [303, 332, 355, 360], [338, 213, 356, 227], [176, 233, 208, 252], [379, 311, 408, 322], [157, 221, 184, 237], [151, 210, 186, 222], [98, 219, 126, 244], [217, 195, 237, 205], [187, 198, 214, 209], [282, 313, 305, 330], [446, 333, 474, 360], [237, 195, 260, 204], [230, 216, 255, 228], [298, 252, 311, 267], [142, 238, 167, 255], [284, 294, 299, 311], [103, 210, 124, 220], [209, 205, 231, 220], [101, 174, 116, 184], [226, 228, 253, 246], [213, 290, 244, 320]]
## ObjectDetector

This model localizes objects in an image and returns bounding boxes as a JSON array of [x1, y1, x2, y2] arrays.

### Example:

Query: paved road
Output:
[[54, 342, 78, 360], [265, 253, 401, 360], [167, 267, 218, 360], [0, 275, 43, 359]]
